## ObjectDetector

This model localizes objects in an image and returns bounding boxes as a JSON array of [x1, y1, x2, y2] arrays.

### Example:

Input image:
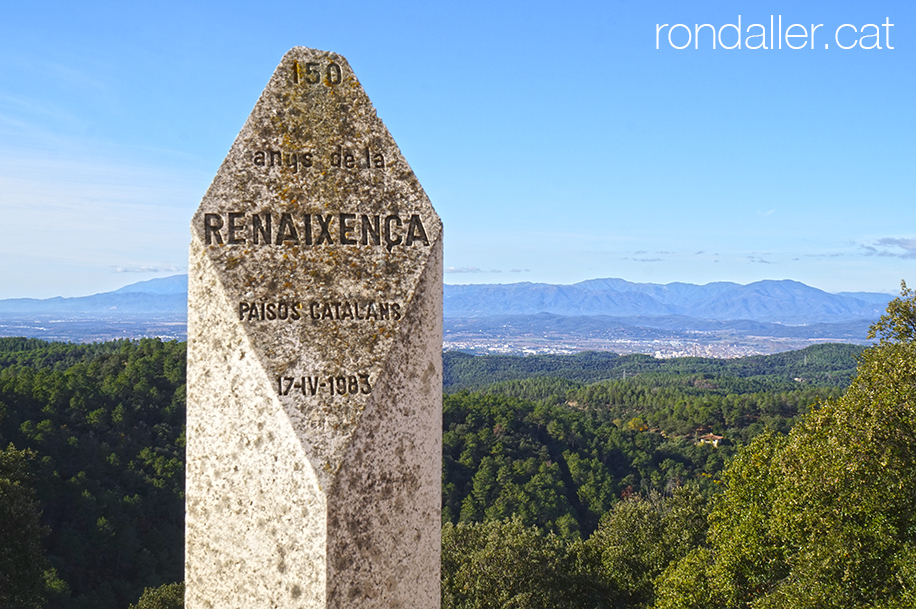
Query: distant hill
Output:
[[443, 342, 866, 390], [444, 278, 892, 324], [111, 275, 188, 295], [0, 275, 188, 314]]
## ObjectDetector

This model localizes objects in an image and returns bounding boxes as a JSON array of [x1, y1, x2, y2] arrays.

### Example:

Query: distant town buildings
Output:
[[443, 337, 798, 358]]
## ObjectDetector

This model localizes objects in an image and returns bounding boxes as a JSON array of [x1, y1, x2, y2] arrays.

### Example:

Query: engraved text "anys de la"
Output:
[[204, 212, 429, 251], [251, 146, 384, 174]]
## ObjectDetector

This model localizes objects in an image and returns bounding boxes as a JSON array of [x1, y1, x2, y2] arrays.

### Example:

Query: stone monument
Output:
[[186, 47, 442, 608]]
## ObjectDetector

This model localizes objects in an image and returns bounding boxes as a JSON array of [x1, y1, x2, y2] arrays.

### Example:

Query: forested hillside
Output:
[[0, 338, 185, 609], [443, 283, 916, 608], [1, 301, 911, 609], [444, 343, 864, 391]]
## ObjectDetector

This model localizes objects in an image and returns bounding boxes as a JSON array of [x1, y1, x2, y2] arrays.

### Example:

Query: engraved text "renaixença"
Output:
[[204, 212, 430, 252]]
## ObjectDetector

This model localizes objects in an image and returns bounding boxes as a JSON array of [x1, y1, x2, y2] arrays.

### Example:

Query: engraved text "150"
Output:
[[292, 61, 342, 86]]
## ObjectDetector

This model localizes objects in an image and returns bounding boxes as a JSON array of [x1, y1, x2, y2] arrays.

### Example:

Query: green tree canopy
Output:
[[442, 517, 591, 609], [0, 338, 185, 609], [582, 486, 708, 608], [656, 282, 916, 608], [0, 443, 65, 609], [128, 582, 184, 609]]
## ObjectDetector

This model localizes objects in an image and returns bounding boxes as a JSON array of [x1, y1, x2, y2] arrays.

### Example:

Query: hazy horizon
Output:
[[0, 273, 900, 302]]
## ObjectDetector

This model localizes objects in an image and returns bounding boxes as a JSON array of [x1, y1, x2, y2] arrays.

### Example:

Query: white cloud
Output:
[[863, 238, 916, 259]]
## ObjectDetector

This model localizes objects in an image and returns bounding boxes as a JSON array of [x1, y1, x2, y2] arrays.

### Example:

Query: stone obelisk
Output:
[[185, 47, 442, 608]]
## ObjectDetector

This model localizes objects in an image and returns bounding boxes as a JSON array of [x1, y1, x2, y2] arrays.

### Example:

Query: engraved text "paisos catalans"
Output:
[[238, 300, 402, 322]]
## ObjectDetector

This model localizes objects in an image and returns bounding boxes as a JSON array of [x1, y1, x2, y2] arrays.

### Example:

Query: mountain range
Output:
[[0, 275, 893, 325], [0, 275, 189, 314], [444, 278, 892, 324]]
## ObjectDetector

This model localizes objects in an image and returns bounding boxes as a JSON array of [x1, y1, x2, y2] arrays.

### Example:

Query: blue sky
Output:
[[0, 1, 913, 298]]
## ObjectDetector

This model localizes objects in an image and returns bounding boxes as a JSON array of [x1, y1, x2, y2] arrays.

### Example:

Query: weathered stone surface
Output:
[[186, 47, 442, 609]]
